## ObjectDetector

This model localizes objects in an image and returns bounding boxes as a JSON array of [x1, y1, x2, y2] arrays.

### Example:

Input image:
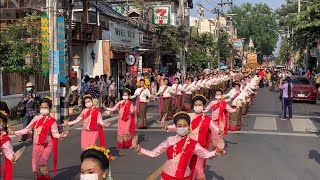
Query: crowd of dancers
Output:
[[0, 69, 262, 180]]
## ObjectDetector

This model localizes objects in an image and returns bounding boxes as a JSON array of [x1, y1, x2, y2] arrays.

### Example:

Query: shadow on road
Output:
[[205, 165, 225, 180], [308, 150, 320, 164], [51, 165, 80, 180]]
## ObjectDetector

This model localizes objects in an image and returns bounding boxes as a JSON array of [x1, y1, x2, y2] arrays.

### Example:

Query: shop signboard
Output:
[[57, 16, 66, 83], [143, 68, 152, 73], [41, 13, 49, 76], [152, 5, 171, 25], [109, 21, 141, 47], [130, 66, 138, 75]]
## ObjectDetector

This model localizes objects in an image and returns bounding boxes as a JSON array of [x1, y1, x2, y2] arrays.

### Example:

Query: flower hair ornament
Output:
[[43, 96, 53, 102], [192, 94, 207, 101], [125, 88, 131, 93], [0, 110, 9, 118], [86, 145, 115, 161], [173, 111, 189, 118]]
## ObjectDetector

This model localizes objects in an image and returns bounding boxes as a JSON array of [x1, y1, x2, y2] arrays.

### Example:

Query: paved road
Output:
[[11, 88, 320, 180]]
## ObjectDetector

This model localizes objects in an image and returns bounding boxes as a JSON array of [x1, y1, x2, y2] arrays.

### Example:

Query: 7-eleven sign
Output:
[[153, 6, 171, 25]]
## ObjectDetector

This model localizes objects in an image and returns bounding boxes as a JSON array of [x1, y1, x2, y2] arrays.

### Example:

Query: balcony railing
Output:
[[72, 21, 102, 42]]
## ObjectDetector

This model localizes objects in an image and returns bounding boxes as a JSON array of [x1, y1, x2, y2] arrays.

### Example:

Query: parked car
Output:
[[280, 76, 318, 104]]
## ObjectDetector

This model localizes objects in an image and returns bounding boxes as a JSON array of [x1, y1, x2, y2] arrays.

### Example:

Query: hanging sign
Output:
[[126, 54, 136, 66], [109, 21, 141, 47], [57, 16, 66, 83], [153, 5, 171, 25], [41, 13, 49, 76]]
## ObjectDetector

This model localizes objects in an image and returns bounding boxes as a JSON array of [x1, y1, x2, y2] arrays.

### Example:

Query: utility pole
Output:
[[197, 4, 204, 35], [214, 0, 233, 69], [179, 0, 186, 82], [298, 0, 301, 13], [48, 0, 60, 122]]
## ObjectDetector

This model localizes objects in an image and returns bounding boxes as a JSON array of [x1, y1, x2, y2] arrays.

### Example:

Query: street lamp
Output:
[[73, 54, 81, 66], [24, 53, 33, 66]]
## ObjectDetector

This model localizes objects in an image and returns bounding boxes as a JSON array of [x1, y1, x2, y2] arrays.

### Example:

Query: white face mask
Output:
[[40, 108, 50, 116], [80, 174, 99, 180], [122, 96, 129, 100], [26, 87, 32, 92], [85, 102, 93, 108], [215, 95, 222, 100], [193, 106, 203, 114], [177, 127, 189, 137]]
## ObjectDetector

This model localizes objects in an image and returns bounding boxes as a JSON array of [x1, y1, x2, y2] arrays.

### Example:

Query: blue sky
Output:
[[190, 0, 286, 55], [190, 0, 286, 18]]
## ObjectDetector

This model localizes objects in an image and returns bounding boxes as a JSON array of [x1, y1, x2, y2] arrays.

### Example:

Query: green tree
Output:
[[278, 0, 320, 69], [187, 32, 216, 70], [0, 12, 41, 74], [230, 3, 278, 60], [154, 25, 182, 54]]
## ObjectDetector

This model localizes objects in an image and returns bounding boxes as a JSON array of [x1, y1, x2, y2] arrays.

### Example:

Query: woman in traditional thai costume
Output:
[[11, 98, 69, 180], [192, 76, 199, 96], [131, 78, 151, 129], [65, 95, 110, 150], [156, 78, 173, 120], [80, 145, 114, 180], [164, 95, 220, 179], [225, 83, 242, 131], [182, 77, 195, 111], [0, 111, 23, 180], [171, 78, 185, 113], [106, 89, 135, 149], [197, 76, 205, 96], [204, 89, 236, 154], [132, 112, 218, 180]]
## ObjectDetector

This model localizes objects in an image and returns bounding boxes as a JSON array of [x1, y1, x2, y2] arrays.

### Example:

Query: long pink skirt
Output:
[[194, 156, 206, 179], [81, 129, 98, 150], [117, 117, 133, 149], [32, 141, 53, 172]]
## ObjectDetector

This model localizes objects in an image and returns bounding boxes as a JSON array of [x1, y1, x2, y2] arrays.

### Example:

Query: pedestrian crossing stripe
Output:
[[290, 118, 318, 132], [101, 115, 319, 133], [254, 117, 277, 130]]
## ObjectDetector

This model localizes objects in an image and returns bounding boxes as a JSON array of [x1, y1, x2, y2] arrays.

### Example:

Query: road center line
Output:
[[229, 130, 318, 137], [146, 165, 164, 180], [246, 113, 319, 119]]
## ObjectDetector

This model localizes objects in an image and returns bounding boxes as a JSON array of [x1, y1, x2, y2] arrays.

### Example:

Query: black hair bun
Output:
[[81, 149, 109, 170]]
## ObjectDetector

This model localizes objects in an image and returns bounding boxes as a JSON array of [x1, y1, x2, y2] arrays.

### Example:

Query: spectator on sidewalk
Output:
[[0, 100, 10, 115], [88, 78, 100, 107], [119, 75, 125, 99], [108, 80, 116, 108], [280, 77, 293, 121], [20, 82, 40, 142]]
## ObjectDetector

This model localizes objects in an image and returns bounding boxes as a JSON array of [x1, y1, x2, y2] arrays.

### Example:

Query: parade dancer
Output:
[[164, 95, 220, 180], [131, 78, 151, 129], [132, 112, 218, 180], [0, 111, 24, 180], [204, 75, 212, 99], [183, 77, 196, 111], [65, 95, 110, 150], [196, 76, 204, 95], [171, 78, 185, 113], [225, 83, 242, 131], [204, 89, 236, 154], [12, 97, 69, 180], [156, 78, 173, 120], [106, 89, 136, 149], [192, 76, 199, 96]]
